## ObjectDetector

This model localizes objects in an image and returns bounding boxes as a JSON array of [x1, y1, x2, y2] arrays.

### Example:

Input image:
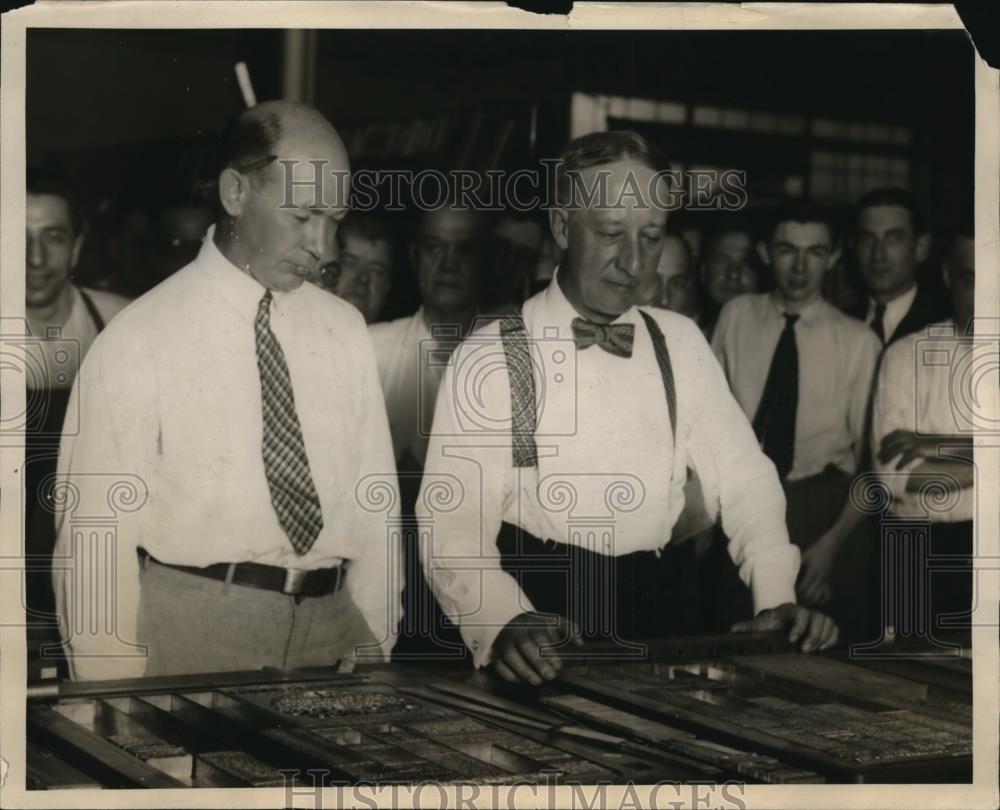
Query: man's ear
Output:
[[915, 232, 932, 264], [755, 240, 771, 267], [826, 244, 842, 271], [549, 207, 570, 252], [218, 168, 249, 217]]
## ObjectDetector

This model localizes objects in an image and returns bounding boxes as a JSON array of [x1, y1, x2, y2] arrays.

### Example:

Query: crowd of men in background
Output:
[[25, 109, 976, 679]]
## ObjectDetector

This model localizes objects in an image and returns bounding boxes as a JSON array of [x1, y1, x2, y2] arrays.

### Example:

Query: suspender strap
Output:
[[499, 310, 539, 468], [638, 310, 677, 447], [498, 308, 679, 468], [78, 288, 107, 333]]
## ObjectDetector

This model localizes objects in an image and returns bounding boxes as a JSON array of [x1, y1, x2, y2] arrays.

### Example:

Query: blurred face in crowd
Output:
[[534, 234, 563, 285], [219, 119, 350, 292], [655, 234, 698, 316], [329, 230, 393, 323], [855, 204, 930, 302], [412, 208, 488, 317], [156, 204, 214, 279], [760, 221, 839, 310], [944, 235, 975, 334], [551, 159, 668, 322], [703, 229, 758, 307], [493, 215, 545, 302], [26, 192, 83, 310], [678, 225, 702, 265], [495, 216, 545, 276]]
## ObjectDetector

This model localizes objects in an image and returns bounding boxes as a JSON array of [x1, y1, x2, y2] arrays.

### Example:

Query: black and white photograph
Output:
[[1, 2, 997, 807]]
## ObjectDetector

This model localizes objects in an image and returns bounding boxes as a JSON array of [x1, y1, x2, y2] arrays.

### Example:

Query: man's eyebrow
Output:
[[593, 213, 625, 225]]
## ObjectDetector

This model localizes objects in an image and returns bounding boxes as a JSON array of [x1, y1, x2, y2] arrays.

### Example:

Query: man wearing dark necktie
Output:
[[848, 187, 949, 346], [420, 133, 839, 687], [713, 198, 881, 633], [53, 101, 401, 681]]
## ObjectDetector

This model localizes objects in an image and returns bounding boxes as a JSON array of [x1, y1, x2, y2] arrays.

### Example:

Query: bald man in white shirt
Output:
[[53, 101, 401, 681], [419, 132, 838, 686]]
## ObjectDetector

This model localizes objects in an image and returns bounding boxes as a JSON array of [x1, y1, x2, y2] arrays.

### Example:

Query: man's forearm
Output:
[[819, 495, 866, 549], [905, 458, 974, 493]]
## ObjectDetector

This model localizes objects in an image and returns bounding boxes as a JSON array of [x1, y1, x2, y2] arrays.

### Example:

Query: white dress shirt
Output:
[[53, 228, 401, 680], [26, 285, 130, 390], [418, 274, 799, 668], [369, 308, 447, 468], [872, 320, 976, 522], [712, 293, 882, 481], [865, 283, 918, 343]]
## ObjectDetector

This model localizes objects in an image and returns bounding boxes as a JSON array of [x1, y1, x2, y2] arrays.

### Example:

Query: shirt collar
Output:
[[767, 291, 827, 326], [541, 267, 640, 334], [198, 224, 305, 320], [868, 283, 918, 322]]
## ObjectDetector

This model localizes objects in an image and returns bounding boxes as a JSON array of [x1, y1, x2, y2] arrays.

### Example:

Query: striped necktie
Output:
[[255, 290, 324, 555], [753, 312, 800, 481]]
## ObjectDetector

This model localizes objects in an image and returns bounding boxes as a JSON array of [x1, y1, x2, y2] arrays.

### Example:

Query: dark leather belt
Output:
[[138, 549, 347, 598]]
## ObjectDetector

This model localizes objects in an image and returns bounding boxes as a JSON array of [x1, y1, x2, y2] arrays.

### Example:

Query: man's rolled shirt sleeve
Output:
[[683, 319, 800, 612], [342, 335, 403, 663], [53, 334, 151, 681], [417, 338, 535, 669]]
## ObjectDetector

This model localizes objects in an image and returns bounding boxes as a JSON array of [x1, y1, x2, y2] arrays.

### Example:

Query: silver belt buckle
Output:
[[282, 567, 308, 595]]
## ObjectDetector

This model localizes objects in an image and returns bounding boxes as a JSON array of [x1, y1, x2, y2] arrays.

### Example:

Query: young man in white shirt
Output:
[[419, 132, 839, 686], [24, 170, 131, 650], [848, 187, 949, 345], [872, 226, 976, 631], [711, 199, 881, 630], [53, 101, 401, 681]]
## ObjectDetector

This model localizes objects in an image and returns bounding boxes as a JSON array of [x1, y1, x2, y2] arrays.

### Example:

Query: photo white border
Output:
[[1, 3, 997, 809]]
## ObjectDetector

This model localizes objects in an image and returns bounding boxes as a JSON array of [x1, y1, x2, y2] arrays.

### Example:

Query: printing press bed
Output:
[[25, 632, 973, 788]]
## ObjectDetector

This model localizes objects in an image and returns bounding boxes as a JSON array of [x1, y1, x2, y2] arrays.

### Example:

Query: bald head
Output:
[[214, 101, 351, 292]]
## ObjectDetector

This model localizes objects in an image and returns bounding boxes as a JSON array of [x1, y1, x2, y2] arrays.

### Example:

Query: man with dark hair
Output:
[[24, 169, 131, 639], [872, 220, 975, 632], [711, 198, 881, 621], [318, 212, 393, 324], [849, 186, 949, 345], [54, 101, 401, 681], [419, 132, 838, 686], [26, 170, 131, 371], [648, 231, 700, 318], [370, 202, 491, 471], [699, 214, 761, 338]]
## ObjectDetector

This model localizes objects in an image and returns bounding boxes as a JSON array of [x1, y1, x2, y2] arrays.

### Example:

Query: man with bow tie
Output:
[[418, 131, 839, 686]]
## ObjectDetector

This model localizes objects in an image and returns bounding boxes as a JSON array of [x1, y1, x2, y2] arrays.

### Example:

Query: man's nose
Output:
[[794, 250, 807, 273], [439, 243, 463, 271], [615, 236, 641, 278], [723, 258, 743, 281], [871, 237, 889, 264], [303, 217, 333, 260], [27, 235, 46, 269]]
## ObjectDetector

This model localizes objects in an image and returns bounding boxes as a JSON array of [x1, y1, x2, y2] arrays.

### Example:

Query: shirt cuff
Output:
[[748, 544, 801, 614], [454, 571, 536, 670]]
